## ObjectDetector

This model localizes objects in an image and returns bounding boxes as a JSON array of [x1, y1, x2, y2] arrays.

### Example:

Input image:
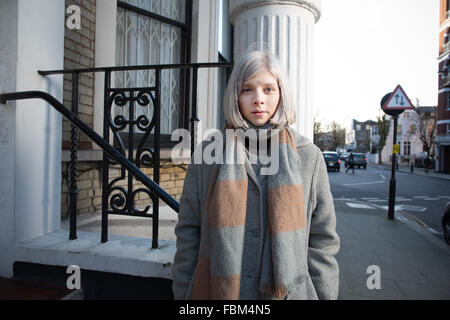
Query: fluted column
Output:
[[229, 0, 321, 141]]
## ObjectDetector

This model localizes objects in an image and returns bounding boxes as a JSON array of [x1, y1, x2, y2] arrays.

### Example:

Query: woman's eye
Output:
[[265, 87, 275, 93], [242, 88, 252, 93]]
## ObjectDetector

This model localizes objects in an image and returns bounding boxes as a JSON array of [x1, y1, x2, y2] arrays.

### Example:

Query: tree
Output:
[[411, 108, 437, 156], [314, 118, 325, 150], [328, 121, 346, 151], [314, 118, 323, 144], [377, 115, 390, 163]]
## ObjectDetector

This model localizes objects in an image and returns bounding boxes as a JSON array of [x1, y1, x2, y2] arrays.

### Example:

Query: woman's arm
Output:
[[307, 149, 340, 299], [172, 163, 202, 299]]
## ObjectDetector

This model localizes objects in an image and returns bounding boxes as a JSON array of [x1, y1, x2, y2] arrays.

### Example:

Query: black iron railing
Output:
[[0, 62, 232, 248]]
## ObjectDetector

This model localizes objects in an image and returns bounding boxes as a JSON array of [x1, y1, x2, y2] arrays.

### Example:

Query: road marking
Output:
[[345, 202, 375, 209], [378, 205, 405, 212], [343, 180, 386, 186], [428, 228, 441, 235], [397, 211, 429, 228], [399, 205, 427, 212], [367, 199, 387, 202], [334, 197, 356, 201], [380, 174, 386, 180]]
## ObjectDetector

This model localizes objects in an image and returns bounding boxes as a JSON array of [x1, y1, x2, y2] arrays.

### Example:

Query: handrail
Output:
[[0, 91, 180, 213], [38, 62, 232, 75]]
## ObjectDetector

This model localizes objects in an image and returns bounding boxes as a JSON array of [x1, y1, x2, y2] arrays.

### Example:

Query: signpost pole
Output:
[[381, 85, 414, 221], [388, 115, 398, 220]]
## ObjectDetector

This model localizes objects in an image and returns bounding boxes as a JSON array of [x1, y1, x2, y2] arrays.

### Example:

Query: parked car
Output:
[[443, 202, 450, 245], [323, 151, 341, 172], [344, 153, 367, 169]]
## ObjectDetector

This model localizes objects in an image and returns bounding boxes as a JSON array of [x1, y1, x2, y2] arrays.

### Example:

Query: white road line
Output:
[[342, 180, 386, 186], [345, 202, 375, 209], [428, 228, 441, 235], [380, 174, 386, 180], [400, 205, 427, 212]]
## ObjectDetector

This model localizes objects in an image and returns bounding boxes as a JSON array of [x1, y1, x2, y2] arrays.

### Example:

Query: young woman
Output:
[[172, 51, 340, 300]]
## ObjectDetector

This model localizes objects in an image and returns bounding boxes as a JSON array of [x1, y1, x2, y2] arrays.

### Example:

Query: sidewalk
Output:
[[335, 199, 450, 299]]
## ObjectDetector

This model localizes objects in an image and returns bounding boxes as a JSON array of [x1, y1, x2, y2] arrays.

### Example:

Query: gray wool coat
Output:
[[172, 129, 340, 300]]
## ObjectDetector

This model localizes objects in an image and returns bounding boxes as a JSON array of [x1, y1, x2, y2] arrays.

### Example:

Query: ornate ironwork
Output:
[[103, 86, 159, 218]]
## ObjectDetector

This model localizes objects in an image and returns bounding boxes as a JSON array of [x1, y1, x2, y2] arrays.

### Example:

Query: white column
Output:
[[0, 0, 19, 279], [192, 0, 219, 131], [0, 0, 65, 277], [94, 0, 117, 148], [229, 0, 321, 141]]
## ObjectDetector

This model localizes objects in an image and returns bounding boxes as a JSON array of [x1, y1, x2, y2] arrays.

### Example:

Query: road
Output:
[[327, 162, 450, 241]]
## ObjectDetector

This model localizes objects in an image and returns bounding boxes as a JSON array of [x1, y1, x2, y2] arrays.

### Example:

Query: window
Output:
[[397, 125, 402, 135], [409, 125, 416, 134], [371, 126, 378, 136], [356, 124, 361, 131], [217, 0, 233, 128], [445, 27, 450, 52], [447, 123, 450, 134], [403, 141, 411, 156], [115, 0, 190, 135], [447, 92, 450, 111]]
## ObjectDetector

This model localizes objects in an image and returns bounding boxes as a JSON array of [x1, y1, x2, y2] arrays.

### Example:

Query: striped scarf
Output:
[[191, 124, 308, 299]]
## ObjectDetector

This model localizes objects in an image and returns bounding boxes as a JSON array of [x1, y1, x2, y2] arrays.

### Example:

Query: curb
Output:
[[372, 164, 450, 181], [395, 210, 450, 256]]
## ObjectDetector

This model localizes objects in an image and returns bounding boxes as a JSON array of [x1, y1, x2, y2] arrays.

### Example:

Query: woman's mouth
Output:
[[252, 111, 266, 117]]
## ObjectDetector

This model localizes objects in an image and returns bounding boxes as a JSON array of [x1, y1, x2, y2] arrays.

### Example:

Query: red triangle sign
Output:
[[382, 85, 414, 110]]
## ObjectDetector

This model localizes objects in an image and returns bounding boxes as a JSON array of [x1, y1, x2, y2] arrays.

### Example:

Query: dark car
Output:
[[345, 153, 367, 169], [443, 202, 450, 245], [323, 152, 341, 172]]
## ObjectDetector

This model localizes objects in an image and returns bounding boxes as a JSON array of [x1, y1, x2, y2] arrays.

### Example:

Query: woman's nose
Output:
[[253, 90, 264, 105]]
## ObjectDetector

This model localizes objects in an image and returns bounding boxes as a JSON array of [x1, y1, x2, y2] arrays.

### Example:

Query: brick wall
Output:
[[61, 161, 187, 218], [63, 0, 96, 149]]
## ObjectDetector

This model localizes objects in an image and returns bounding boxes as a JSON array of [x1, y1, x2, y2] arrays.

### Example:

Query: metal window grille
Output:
[[115, 0, 185, 134]]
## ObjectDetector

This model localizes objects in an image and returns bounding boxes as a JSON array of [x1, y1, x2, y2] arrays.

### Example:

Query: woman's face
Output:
[[238, 69, 280, 127]]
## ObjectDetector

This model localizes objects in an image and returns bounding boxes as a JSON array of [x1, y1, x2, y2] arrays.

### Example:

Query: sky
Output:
[[313, 0, 440, 131]]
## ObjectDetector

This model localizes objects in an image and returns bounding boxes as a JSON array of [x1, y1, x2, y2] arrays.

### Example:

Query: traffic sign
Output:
[[393, 144, 399, 154], [382, 85, 414, 110]]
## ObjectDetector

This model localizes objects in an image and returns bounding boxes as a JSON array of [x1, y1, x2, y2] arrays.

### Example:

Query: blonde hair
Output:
[[223, 51, 296, 129]]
